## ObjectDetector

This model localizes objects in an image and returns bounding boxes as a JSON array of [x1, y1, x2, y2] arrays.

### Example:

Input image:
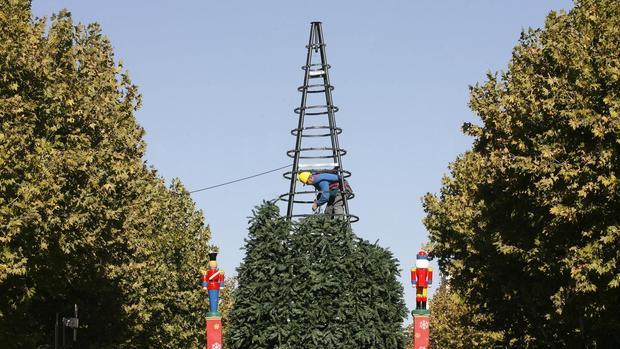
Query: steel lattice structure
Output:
[[280, 22, 358, 222]]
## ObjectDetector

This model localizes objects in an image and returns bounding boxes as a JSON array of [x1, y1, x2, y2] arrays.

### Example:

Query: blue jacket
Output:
[[311, 173, 341, 206]]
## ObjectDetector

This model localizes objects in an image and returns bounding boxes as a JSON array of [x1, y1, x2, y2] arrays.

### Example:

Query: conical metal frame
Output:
[[280, 22, 357, 222]]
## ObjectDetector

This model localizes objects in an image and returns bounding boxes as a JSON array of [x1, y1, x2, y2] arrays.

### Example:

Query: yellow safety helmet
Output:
[[297, 171, 312, 184]]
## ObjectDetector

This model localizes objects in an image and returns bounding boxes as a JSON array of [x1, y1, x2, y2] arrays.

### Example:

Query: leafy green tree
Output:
[[423, 0, 620, 347], [227, 203, 407, 348], [403, 322, 413, 346], [429, 283, 503, 348], [219, 276, 238, 341], [0, 2, 211, 347], [117, 179, 212, 348]]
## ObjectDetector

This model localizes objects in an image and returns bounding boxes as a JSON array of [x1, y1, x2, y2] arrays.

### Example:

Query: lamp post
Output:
[[54, 304, 79, 349]]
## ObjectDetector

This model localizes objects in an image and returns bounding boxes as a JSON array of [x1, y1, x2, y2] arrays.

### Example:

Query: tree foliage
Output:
[[423, 0, 620, 347], [226, 203, 407, 348], [219, 276, 238, 340], [0, 2, 212, 347], [429, 283, 503, 348]]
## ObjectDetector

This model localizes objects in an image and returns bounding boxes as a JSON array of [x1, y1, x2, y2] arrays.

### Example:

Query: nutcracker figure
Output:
[[411, 250, 432, 310], [202, 252, 225, 316]]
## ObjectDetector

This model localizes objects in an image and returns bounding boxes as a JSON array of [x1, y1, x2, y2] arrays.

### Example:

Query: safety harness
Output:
[[328, 179, 353, 199]]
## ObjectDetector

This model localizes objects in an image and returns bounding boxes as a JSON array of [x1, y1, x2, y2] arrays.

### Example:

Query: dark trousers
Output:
[[324, 192, 345, 217]]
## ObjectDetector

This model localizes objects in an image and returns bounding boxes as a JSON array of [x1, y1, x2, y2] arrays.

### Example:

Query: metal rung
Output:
[[308, 70, 324, 77], [299, 163, 339, 168]]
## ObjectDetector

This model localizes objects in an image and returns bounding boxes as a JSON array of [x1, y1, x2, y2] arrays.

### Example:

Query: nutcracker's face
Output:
[[415, 253, 429, 268], [209, 260, 217, 269], [415, 258, 429, 268]]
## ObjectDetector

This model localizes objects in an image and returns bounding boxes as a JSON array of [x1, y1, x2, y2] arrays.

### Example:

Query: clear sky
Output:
[[33, 0, 573, 319]]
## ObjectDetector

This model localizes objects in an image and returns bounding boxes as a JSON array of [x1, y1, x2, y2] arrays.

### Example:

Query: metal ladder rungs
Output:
[[308, 70, 325, 78]]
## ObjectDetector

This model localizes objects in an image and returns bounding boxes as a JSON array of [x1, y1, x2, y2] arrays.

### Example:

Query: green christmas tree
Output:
[[424, 0, 620, 346], [0, 2, 211, 347], [227, 203, 407, 348]]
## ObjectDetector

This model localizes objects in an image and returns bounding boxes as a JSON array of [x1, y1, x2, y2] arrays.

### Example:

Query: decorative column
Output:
[[411, 250, 432, 349], [412, 314, 430, 349], [202, 252, 225, 349], [205, 317, 222, 349]]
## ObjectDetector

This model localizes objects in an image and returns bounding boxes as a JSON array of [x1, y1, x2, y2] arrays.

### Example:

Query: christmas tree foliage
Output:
[[226, 203, 407, 349]]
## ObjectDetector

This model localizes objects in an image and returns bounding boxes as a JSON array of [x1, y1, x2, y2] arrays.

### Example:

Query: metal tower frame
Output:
[[280, 22, 357, 222]]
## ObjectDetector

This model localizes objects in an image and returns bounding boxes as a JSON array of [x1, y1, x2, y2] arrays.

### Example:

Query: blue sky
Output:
[[33, 0, 573, 319]]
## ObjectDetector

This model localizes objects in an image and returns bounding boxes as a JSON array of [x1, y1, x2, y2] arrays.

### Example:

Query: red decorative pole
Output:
[[202, 252, 225, 349], [411, 250, 432, 349], [413, 315, 430, 349], [205, 317, 222, 349]]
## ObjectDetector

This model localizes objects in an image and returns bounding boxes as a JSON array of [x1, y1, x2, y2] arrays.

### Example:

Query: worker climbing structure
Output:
[[280, 22, 358, 222]]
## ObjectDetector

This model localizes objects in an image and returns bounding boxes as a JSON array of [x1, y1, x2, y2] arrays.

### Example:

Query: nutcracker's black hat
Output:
[[208, 252, 218, 261]]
